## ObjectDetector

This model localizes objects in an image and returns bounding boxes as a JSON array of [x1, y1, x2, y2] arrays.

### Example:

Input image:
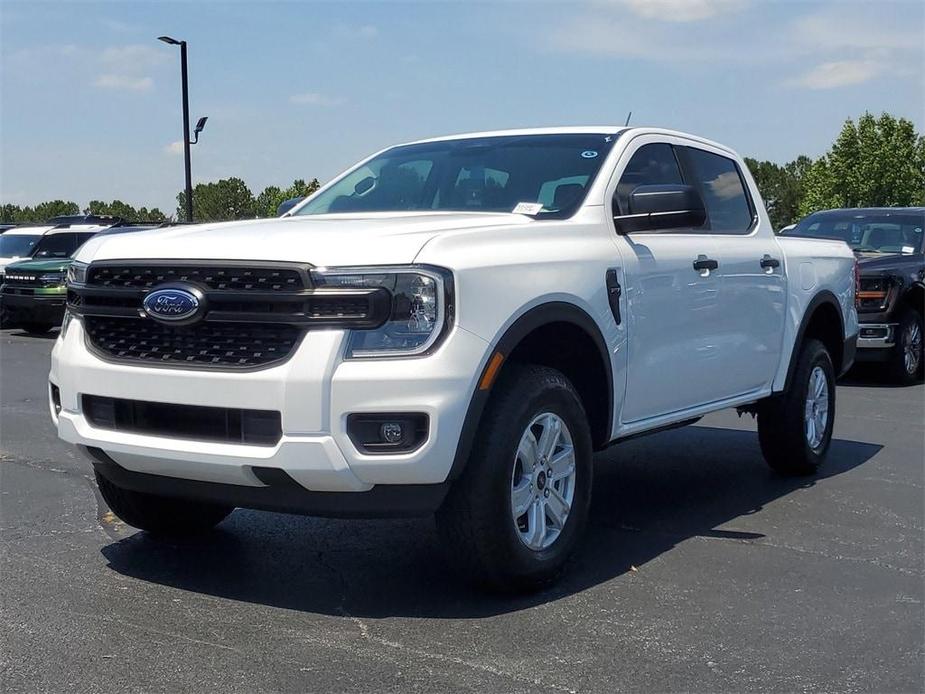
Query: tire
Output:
[[95, 470, 233, 536], [435, 364, 593, 592], [21, 322, 54, 335], [886, 308, 923, 385], [758, 338, 835, 476]]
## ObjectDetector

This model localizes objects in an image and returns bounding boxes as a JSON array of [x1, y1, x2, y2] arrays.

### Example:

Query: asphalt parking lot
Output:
[[1, 327, 922, 694]]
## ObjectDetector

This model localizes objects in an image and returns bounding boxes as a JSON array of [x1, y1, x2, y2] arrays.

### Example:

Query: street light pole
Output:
[[158, 35, 202, 223], [179, 40, 193, 223]]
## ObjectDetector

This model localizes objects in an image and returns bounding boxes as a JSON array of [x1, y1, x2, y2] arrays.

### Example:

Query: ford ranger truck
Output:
[[51, 128, 858, 590]]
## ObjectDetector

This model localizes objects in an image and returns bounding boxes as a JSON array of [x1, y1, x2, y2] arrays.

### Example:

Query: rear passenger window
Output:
[[615, 143, 684, 215], [685, 148, 754, 234]]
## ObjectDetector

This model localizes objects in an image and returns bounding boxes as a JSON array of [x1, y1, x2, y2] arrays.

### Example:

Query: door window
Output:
[[614, 143, 684, 216], [684, 148, 755, 234]]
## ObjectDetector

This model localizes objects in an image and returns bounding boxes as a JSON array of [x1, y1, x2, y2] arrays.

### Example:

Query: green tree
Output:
[[800, 112, 925, 215], [27, 200, 80, 221], [254, 178, 322, 217], [86, 199, 139, 220], [745, 155, 811, 230], [177, 177, 256, 222]]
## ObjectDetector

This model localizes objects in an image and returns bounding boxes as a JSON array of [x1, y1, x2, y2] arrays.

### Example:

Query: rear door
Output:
[[678, 145, 786, 396]]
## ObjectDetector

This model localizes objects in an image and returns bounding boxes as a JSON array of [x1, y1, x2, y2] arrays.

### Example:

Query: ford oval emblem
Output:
[[143, 287, 201, 322]]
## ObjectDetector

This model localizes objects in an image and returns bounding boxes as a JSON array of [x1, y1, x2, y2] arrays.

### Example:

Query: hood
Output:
[[855, 251, 922, 275], [76, 212, 531, 267], [3, 258, 71, 273]]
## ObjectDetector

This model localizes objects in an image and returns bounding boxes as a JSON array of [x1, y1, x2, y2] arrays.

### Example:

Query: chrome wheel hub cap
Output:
[[903, 321, 921, 375], [804, 366, 830, 449], [511, 412, 576, 551]]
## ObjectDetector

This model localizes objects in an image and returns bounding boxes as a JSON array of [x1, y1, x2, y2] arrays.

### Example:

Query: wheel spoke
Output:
[[548, 446, 575, 481], [517, 430, 539, 469], [545, 488, 570, 528], [537, 415, 561, 460], [525, 499, 546, 549], [511, 480, 533, 518]]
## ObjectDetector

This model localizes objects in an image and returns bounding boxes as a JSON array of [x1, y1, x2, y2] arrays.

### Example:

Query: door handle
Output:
[[760, 255, 780, 269], [692, 256, 719, 271]]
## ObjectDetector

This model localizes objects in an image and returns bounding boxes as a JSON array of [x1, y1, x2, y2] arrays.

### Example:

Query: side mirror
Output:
[[614, 184, 706, 234], [276, 196, 305, 216]]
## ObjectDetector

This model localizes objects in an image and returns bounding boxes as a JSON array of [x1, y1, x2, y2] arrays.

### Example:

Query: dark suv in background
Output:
[[783, 208, 924, 383]]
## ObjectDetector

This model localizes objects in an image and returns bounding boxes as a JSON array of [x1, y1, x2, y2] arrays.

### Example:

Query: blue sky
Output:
[[2, 0, 923, 214]]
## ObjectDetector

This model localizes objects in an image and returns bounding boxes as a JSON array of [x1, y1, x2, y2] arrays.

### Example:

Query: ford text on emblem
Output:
[[143, 288, 200, 322]]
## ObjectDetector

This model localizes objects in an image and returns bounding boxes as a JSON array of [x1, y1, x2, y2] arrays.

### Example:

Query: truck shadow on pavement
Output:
[[101, 425, 881, 617]]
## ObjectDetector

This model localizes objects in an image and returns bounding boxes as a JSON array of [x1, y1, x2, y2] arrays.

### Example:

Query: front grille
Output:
[[87, 265, 305, 291], [69, 261, 389, 370], [83, 395, 282, 446], [4, 273, 59, 287], [84, 316, 302, 368]]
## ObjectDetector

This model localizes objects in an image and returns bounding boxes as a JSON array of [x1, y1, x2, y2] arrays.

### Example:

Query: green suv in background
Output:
[[1, 222, 162, 334], [2, 257, 72, 333]]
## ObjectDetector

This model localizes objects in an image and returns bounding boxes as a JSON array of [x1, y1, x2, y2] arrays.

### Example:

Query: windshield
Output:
[[31, 232, 97, 259], [0, 234, 42, 259], [787, 211, 924, 254], [294, 133, 619, 218]]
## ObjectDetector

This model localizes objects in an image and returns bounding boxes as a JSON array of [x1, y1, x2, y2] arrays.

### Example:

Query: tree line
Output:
[[3, 113, 922, 229]]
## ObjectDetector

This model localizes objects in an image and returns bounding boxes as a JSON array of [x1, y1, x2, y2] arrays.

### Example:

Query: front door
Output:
[[610, 139, 728, 423]]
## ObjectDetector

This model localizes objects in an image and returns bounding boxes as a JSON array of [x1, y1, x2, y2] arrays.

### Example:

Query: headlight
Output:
[[66, 261, 88, 285], [310, 265, 453, 358], [39, 272, 65, 286]]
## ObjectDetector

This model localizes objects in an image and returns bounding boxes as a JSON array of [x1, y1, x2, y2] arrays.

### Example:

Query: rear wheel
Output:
[[436, 364, 593, 591], [758, 338, 835, 476], [95, 470, 233, 536], [887, 308, 923, 385]]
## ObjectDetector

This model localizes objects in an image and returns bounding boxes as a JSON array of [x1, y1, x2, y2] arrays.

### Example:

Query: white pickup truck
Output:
[[52, 127, 858, 590]]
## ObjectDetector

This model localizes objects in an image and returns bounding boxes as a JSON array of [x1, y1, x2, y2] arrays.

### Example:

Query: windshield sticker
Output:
[[512, 202, 544, 215], [902, 245, 915, 254], [580, 150, 599, 159]]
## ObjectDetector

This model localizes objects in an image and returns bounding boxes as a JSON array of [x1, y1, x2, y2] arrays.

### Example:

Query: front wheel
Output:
[[436, 364, 593, 591], [21, 322, 54, 335], [758, 338, 835, 476], [95, 470, 234, 537], [887, 308, 923, 385]]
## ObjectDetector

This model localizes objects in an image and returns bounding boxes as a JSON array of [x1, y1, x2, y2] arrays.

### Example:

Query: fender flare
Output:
[[446, 301, 613, 482], [783, 289, 845, 391]]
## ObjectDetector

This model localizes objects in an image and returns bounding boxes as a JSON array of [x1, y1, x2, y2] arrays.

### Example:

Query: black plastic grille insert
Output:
[[83, 395, 281, 446], [84, 316, 302, 368]]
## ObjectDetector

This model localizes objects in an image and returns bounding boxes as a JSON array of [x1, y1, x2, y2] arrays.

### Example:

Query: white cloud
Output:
[[165, 141, 184, 155], [289, 92, 345, 107], [93, 74, 154, 91], [100, 44, 167, 69], [617, 0, 746, 22], [785, 60, 885, 90]]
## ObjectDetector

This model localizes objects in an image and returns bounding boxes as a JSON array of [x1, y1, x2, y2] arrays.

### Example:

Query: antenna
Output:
[[624, 111, 633, 126]]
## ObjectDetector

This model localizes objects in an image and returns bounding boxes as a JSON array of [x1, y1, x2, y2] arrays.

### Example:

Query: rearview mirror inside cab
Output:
[[614, 184, 706, 233]]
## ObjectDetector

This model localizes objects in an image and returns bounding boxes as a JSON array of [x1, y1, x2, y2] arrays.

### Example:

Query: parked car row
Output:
[[0, 216, 168, 332]]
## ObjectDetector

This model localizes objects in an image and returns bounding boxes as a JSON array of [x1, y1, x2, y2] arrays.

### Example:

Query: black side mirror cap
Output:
[[614, 184, 706, 233], [276, 196, 305, 216]]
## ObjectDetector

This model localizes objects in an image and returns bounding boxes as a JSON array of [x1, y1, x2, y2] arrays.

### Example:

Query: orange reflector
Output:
[[857, 291, 888, 300], [479, 352, 505, 391]]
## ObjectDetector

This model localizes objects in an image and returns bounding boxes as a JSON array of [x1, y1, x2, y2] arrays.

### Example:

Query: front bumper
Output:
[[50, 318, 488, 509], [857, 323, 897, 349], [1, 289, 67, 322]]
